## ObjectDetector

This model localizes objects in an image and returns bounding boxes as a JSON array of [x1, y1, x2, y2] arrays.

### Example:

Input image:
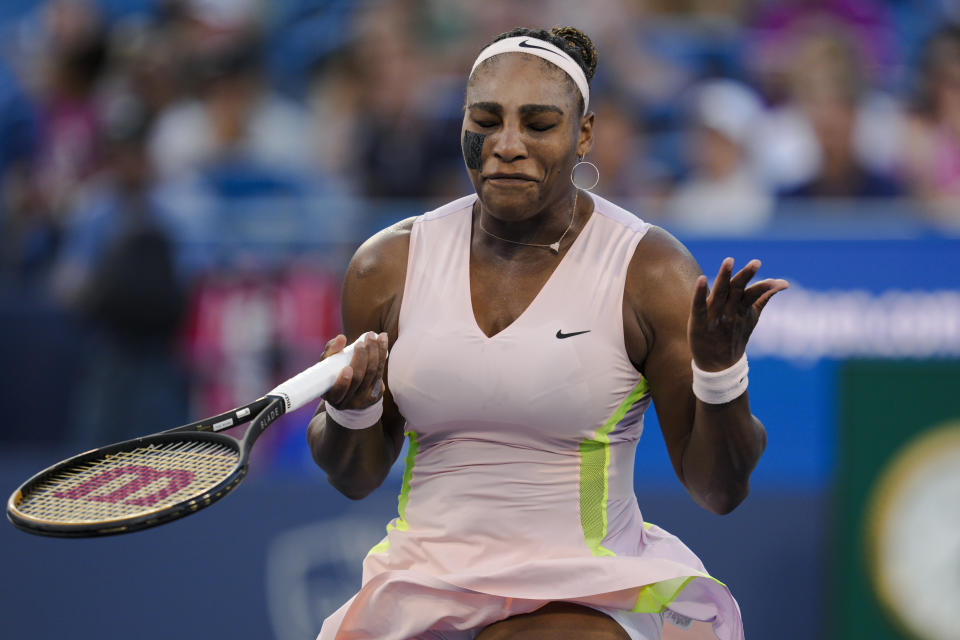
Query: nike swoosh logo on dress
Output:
[[556, 330, 591, 339]]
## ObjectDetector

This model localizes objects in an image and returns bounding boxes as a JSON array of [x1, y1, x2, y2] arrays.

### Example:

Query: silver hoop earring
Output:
[[571, 160, 600, 191]]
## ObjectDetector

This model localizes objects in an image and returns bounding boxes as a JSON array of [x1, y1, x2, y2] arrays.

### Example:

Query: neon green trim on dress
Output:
[[579, 378, 649, 557], [630, 571, 726, 613], [632, 521, 727, 612], [632, 576, 696, 613], [368, 430, 419, 555], [578, 379, 728, 613]]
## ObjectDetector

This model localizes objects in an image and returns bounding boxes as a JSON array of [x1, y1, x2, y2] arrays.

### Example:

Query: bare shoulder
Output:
[[348, 217, 415, 284], [342, 217, 415, 336], [626, 226, 702, 308], [630, 225, 700, 280], [622, 225, 703, 369]]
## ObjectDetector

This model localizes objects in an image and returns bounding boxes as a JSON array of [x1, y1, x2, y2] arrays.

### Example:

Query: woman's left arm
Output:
[[624, 227, 788, 514]]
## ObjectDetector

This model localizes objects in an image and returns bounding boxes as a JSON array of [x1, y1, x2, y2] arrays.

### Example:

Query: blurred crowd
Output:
[[3, 0, 960, 278], [1, 0, 959, 448]]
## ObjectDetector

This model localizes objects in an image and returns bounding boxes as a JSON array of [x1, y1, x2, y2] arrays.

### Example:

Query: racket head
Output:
[[7, 431, 245, 537]]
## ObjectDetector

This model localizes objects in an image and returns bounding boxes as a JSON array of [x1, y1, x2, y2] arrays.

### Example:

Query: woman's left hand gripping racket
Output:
[[7, 334, 374, 537]]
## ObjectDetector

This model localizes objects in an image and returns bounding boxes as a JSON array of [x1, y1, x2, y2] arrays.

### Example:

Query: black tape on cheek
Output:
[[463, 130, 485, 170]]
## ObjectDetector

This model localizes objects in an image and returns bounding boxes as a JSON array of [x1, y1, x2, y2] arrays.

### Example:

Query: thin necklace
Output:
[[477, 190, 579, 254]]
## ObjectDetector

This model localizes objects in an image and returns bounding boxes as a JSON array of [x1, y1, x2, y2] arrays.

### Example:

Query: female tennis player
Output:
[[307, 26, 788, 640]]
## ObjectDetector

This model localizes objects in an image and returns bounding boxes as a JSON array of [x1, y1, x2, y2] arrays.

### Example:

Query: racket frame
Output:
[[7, 395, 284, 537]]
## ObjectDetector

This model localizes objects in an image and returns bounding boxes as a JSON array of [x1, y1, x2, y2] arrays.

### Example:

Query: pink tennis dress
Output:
[[318, 194, 744, 640]]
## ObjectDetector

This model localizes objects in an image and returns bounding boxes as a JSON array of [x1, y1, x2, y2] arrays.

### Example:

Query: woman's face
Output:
[[462, 53, 592, 221]]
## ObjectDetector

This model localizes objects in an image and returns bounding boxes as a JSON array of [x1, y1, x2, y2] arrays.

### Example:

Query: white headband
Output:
[[469, 36, 590, 113]]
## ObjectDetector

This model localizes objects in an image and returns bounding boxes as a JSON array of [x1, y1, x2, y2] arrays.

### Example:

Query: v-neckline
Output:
[[466, 195, 596, 340]]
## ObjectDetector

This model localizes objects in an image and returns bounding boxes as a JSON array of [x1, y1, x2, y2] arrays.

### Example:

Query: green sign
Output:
[[833, 360, 960, 639]]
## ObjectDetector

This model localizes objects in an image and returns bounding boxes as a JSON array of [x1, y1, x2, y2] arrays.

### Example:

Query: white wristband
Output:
[[692, 354, 749, 404], [324, 397, 383, 430]]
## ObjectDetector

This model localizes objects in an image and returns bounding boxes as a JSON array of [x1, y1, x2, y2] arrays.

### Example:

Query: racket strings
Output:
[[13, 440, 240, 525]]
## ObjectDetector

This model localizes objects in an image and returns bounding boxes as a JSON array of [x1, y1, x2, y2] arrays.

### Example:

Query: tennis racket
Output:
[[7, 334, 371, 538]]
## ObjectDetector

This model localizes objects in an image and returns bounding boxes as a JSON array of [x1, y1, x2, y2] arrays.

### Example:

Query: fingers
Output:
[[323, 331, 389, 410], [343, 333, 371, 399], [324, 363, 354, 407], [694, 259, 787, 333], [321, 334, 351, 406], [742, 278, 783, 305], [690, 259, 787, 366], [744, 278, 790, 313], [705, 258, 766, 314], [374, 332, 388, 398], [708, 257, 734, 310], [322, 334, 347, 358], [690, 274, 709, 322], [729, 259, 761, 293], [724, 259, 761, 318], [355, 332, 387, 400]]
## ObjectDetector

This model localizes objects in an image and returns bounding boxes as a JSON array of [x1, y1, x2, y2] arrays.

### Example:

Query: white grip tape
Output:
[[268, 334, 374, 412]]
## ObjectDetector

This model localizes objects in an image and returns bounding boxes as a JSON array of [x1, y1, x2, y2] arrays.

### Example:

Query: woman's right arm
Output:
[[306, 219, 413, 499]]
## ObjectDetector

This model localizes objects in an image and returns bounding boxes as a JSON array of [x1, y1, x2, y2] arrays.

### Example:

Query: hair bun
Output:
[[549, 26, 598, 82]]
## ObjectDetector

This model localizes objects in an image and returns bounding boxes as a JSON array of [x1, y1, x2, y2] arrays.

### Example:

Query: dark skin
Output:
[[307, 53, 788, 636]]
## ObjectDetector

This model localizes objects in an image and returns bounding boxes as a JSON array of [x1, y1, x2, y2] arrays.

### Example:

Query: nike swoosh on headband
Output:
[[518, 39, 562, 56]]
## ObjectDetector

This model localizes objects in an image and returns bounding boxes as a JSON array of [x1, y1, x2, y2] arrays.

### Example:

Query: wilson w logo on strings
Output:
[[53, 466, 195, 506]]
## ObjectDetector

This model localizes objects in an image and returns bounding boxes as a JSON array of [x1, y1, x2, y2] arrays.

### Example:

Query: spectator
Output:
[[344, 3, 464, 199], [148, 0, 311, 181], [149, 36, 314, 179], [307, 49, 364, 194], [31, 0, 108, 218], [666, 79, 773, 234], [100, 15, 183, 123], [1, 0, 108, 283], [52, 94, 189, 447], [900, 24, 960, 227], [745, 0, 901, 100], [589, 96, 672, 208], [773, 28, 905, 199], [0, 59, 40, 280], [0, 60, 37, 191]]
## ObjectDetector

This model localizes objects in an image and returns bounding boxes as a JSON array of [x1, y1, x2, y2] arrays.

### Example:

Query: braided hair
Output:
[[475, 26, 599, 113]]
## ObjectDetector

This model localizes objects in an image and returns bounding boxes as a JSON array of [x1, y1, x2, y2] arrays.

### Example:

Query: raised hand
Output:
[[688, 258, 789, 371], [322, 331, 389, 410]]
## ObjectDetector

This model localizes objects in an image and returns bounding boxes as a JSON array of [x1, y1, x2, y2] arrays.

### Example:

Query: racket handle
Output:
[[268, 334, 375, 412]]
